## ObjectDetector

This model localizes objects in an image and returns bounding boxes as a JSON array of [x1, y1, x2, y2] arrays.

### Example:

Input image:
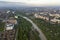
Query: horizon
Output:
[[0, 0, 60, 6]]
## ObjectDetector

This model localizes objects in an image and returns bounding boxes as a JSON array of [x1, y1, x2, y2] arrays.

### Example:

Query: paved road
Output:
[[22, 16, 47, 40]]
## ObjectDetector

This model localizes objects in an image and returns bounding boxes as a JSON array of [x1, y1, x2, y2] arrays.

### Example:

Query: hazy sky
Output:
[[0, 0, 60, 6]]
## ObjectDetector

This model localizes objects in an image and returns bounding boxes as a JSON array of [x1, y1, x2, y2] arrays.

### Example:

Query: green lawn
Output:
[[31, 18, 60, 40]]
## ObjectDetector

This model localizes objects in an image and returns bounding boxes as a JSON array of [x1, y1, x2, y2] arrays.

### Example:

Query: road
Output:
[[22, 16, 47, 40]]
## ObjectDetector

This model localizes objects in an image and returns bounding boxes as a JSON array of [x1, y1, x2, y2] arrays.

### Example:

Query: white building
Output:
[[15, 16, 18, 19], [7, 10, 10, 13], [5, 24, 14, 30], [34, 13, 49, 20], [12, 11, 15, 14], [51, 18, 60, 23], [49, 14, 60, 18], [34, 13, 60, 23]]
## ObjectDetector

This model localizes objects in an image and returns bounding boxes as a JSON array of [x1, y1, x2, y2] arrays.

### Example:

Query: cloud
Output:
[[0, 0, 60, 6]]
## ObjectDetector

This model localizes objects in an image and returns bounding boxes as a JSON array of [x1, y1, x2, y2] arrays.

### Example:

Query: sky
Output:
[[0, 0, 60, 6]]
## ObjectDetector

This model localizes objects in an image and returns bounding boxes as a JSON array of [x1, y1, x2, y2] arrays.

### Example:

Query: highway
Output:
[[22, 16, 47, 40]]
